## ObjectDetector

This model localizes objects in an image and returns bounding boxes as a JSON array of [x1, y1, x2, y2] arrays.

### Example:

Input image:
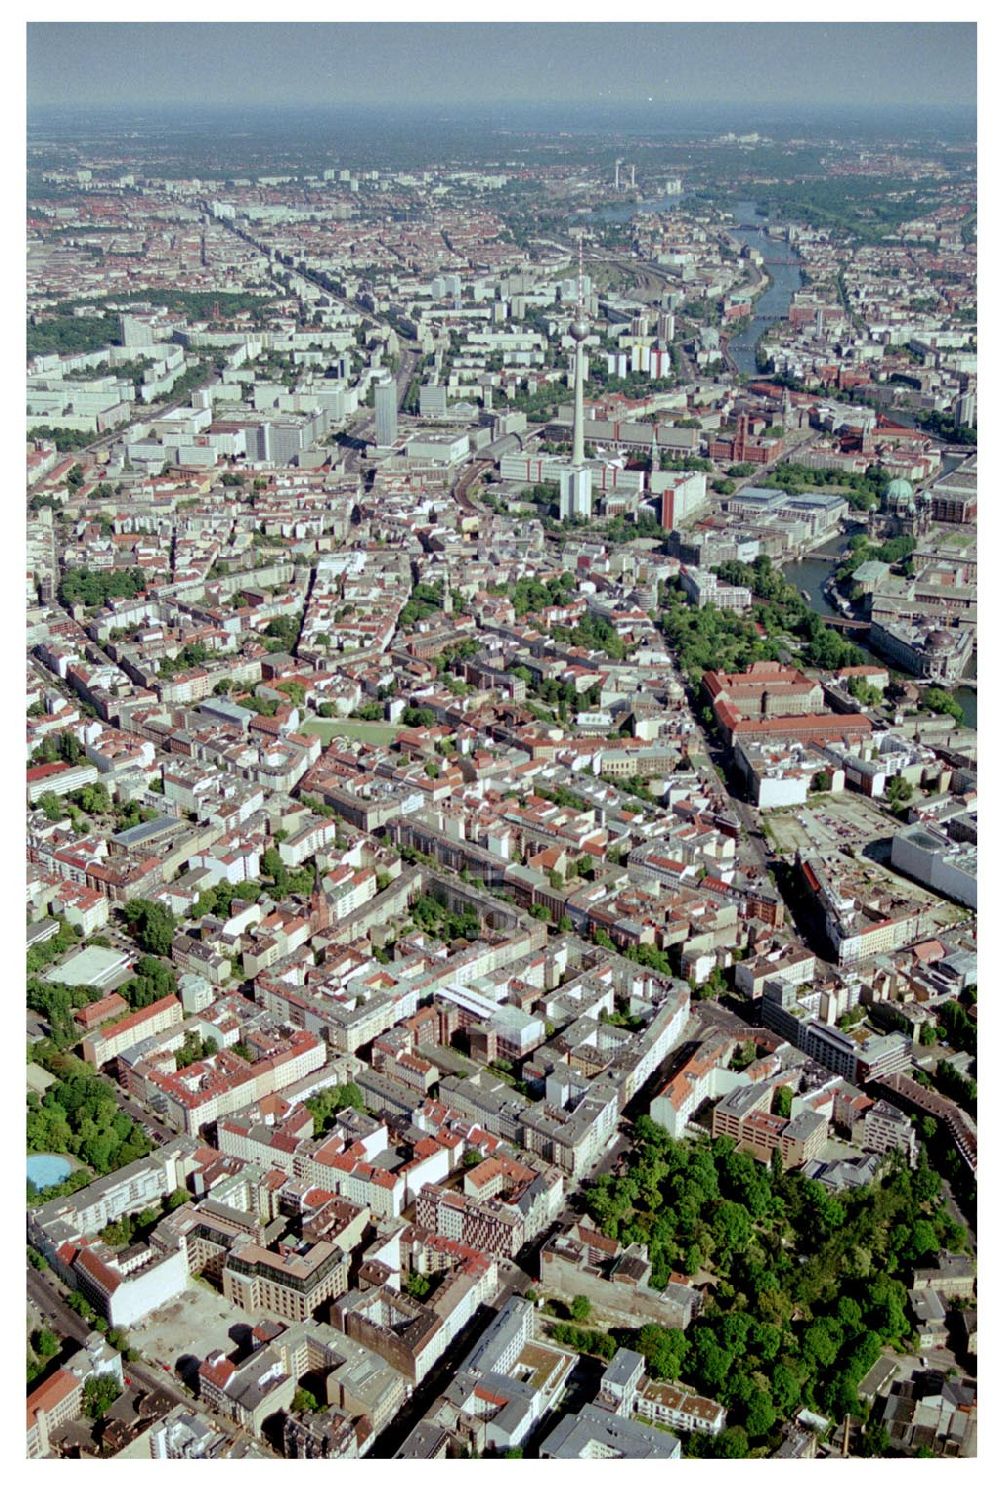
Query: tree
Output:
[[68, 1291, 93, 1321], [402, 706, 435, 729], [937, 999, 976, 1052], [826, 1368, 863, 1421], [36, 791, 64, 821], [120, 954, 175, 1010], [304, 1082, 363, 1135], [835, 1295, 864, 1335], [710, 1199, 754, 1260], [290, 1386, 319, 1414], [859, 1422, 892, 1457], [569, 1296, 591, 1322], [770, 1364, 802, 1417], [773, 1085, 793, 1119], [59, 566, 146, 610], [684, 1326, 733, 1395], [802, 1317, 844, 1370], [82, 1374, 121, 1420], [850, 678, 883, 708], [174, 1031, 217, 1068], [32, 1326, 60, 1362], [714, 1425, 749, 1458], [886, 774, 912, 809], [920, 687, 963, 724], [749, 1320, 782, 1365], [636, 1324, 687, 1382], [743, 1387, 777, 1440], [72, 783, 111, 817], [28, 1071, 150, 1176], [124, 899, 177, 956]]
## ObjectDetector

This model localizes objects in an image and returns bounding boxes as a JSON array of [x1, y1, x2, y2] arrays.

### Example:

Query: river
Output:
[[582, 195, 803, 369], [725, 201, 804, 378], [719, 203, 975, 727], [587, 196, 975, 726], [581, 191, 690, 225]]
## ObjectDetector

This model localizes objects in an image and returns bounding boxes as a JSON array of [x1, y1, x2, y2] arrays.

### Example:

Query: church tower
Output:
[[309, 862, 330, 936]]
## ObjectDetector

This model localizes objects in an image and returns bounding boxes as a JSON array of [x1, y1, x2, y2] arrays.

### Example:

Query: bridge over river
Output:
[[817, 614, 870, 632]]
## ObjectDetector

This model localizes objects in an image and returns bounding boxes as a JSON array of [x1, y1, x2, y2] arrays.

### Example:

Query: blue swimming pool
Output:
[[27, 1154, 74, 1192]]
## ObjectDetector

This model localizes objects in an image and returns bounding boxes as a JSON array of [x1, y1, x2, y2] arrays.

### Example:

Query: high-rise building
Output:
[[954, 388, 976, 429], [374, 377, 398, 448], [419, 383, 448, 418]]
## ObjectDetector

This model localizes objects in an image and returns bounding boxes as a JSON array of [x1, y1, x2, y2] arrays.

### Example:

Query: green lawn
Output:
[[302, 717, 398, 746]]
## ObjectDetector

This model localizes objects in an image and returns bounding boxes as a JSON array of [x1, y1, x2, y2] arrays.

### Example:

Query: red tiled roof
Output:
[[27, 1368, 80, 1425], [75, 1246, 121, 1295], [27, 761, 73, 783], [98, 992, 179, 1038], [199, 1356, 236, 1389]]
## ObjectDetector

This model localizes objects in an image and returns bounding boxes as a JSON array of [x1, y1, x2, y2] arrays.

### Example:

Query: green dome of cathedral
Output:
[[884, 477, 914, 502]]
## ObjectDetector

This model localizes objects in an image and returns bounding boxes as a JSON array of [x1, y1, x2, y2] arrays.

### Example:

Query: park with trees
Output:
[[662, 560, 868, 681], [27, 1070, 151, 1183], [59, 566, 146, 610], [552, 1115, 969, 1454]]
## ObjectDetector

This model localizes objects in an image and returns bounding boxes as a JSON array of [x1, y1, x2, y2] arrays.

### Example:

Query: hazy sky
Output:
[[27, 22, 976, 112]]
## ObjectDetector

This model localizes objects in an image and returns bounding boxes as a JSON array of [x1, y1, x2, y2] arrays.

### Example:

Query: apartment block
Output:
[[82, 992, 184, 1068], [223, 1238, 349, 1322]]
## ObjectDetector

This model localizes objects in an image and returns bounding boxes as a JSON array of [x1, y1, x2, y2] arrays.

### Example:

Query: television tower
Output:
[[560, 234, 593, 520], [571, 233, 590, 468]]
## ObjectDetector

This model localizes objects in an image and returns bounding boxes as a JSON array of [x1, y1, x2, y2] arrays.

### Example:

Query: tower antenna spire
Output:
[[577, 230, 585, 315]]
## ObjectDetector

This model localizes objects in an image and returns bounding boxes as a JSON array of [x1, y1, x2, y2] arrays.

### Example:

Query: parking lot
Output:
[[768, 793, 901, 857]]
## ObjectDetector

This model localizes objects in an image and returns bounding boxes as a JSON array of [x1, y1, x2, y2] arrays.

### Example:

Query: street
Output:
[[28, 1265, 91, 1346]]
